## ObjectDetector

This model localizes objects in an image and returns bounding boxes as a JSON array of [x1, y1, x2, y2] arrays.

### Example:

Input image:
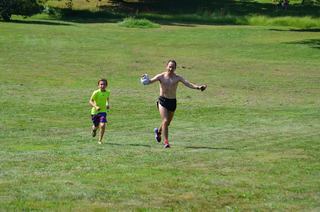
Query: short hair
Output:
[[167, 59, 177, 68], [98, 78, 108, 86]]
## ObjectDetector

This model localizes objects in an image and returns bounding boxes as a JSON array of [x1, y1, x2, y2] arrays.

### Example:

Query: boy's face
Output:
[[166, 62, 176, 72], [98, 81, 107, 90]]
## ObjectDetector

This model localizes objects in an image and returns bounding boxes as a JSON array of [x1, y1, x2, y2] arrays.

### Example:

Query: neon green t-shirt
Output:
[[90, 89, 110, 115]]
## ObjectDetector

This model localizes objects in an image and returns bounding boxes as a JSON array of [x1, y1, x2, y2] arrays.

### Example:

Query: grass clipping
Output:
[[118, 17, 160, 28]]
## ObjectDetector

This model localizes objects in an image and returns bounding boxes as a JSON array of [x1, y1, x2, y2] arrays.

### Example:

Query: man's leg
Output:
[[98, 122, 106, 144], [157, 109, 174, 136], [159, 104, 174, 147]]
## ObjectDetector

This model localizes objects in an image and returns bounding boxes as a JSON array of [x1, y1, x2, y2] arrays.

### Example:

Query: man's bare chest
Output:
[[161, 77, 179, 86]]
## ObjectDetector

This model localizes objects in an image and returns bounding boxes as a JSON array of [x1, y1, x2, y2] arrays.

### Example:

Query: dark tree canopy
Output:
[[0, 0, 43, 21]]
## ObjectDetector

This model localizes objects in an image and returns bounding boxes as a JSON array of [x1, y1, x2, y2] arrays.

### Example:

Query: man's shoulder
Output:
[[158, 72, 166, 77], [173, 73, 183, 80]]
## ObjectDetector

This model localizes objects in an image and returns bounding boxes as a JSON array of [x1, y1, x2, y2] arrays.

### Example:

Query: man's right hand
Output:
[[200, 85, 207, 91]]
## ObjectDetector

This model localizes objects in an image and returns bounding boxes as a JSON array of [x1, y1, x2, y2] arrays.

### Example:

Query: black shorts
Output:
[[157, 96, 177, 112]]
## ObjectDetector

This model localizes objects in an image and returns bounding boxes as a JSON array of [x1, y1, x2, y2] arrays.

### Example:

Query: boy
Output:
[[89, 79, 110, 144], [142, 60, 207, 148]]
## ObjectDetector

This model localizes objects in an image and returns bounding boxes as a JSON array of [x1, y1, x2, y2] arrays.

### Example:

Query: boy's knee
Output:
[[100, 122, 106, 128]]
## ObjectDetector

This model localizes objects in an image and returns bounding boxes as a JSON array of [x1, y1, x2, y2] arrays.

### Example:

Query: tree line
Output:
[[1, 0, 319, 21]]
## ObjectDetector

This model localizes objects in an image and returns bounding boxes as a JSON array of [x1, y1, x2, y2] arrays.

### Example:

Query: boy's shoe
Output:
[[154, 128, 161, 143], [91, 129, 97, 137], [164, 143, 170, 148], [98, 141, 102, 145]]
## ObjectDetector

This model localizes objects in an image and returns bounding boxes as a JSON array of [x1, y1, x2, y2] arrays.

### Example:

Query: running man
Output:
[[89, 79, 110, 144], [142, 60, 207, 148]]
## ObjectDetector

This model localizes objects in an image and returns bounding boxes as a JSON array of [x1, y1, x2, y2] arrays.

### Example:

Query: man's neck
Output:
[[166, 70, 175, 76]]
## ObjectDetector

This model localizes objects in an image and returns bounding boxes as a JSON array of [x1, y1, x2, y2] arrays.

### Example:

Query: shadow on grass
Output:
[[2, 19, 72, 26], [270, 28, 320, 32], [107, 142, 151, 148], [286, 39, 320, 49], [105, 142, 234, 150], [289, 28, 320, 32], [184, 146, 235, 150], [54, 8, 123, 24]]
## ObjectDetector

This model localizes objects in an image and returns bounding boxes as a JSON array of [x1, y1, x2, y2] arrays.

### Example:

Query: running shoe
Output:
[[164, 143, 170, 148], [154, 128, 161, 143], [91, 129, 97, 137]]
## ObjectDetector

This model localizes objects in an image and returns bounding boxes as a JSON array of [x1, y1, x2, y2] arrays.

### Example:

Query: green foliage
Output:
[[65, 0, 73, 9], [0, 0, 43, 21], [118, 17, 160, 28], [247, 15, 320, 28], [301, 0, 320, 5]]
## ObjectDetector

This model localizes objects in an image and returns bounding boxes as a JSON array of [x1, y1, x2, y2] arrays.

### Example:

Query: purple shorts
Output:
[[91, 112, 107, 127]]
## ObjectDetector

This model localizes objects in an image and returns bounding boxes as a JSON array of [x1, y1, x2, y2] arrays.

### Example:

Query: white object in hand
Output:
[[140, 74, 150, 85]]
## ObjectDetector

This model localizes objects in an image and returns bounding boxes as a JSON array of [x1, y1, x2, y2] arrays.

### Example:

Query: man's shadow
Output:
[[184, 146, 235, 150], [106, 142, 234, 150]]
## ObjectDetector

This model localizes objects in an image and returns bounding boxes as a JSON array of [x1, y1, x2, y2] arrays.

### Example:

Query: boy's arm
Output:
[[89, 94, 100, 110], [106, 97, 110, 110], [179, 76, 207, 91]]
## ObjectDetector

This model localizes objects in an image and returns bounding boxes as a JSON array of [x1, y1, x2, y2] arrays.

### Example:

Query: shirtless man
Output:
[[142, 60, 207, 148]]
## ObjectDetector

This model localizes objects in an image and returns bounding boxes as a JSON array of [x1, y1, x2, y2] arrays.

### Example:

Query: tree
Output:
[[301, 0, 320, 4], [0, 0, 43, 21]]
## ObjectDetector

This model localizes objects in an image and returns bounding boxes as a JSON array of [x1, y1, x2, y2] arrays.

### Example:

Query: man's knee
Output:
[[162, 119, 170, 126]]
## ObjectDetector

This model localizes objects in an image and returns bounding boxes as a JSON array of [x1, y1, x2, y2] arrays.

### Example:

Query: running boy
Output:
[[89, 79, 110, 144], [142, 60, 207, 148]]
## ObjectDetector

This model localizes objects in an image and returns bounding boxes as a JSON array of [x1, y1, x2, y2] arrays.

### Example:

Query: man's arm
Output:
[[142, 73, 162, 85], [179, 76, 207, 91]]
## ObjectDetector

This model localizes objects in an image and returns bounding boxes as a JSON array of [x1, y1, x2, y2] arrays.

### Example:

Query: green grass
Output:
[[247, 15, 320, 28], [0, 15, 319, 210]]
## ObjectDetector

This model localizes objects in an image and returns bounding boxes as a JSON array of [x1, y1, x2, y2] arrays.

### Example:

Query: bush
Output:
[[118, 17, 160, 28], [0, 0, 43, 21]]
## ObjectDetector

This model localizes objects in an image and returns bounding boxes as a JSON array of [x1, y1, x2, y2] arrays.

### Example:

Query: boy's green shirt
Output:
[[90, 89, 110, 115]]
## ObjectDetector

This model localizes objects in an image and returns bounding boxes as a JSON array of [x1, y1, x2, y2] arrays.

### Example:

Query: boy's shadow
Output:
[[107, 142, 151, 148]]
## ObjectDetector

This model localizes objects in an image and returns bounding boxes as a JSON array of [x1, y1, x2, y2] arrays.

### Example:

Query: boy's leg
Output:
[[98, 122, 106, 144], [91, 115, 99, 137], [91, 125, 98, 137]]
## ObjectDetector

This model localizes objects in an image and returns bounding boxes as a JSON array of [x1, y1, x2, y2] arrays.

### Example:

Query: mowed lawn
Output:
[[0, 18, 319, 210]]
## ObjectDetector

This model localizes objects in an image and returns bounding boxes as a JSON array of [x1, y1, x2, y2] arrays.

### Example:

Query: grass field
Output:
[[0, 15, 319, 210]]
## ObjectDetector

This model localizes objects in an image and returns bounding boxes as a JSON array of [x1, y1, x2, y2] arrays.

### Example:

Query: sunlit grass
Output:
[[0, 13, 319, 211], [247, 15, 320, 28]]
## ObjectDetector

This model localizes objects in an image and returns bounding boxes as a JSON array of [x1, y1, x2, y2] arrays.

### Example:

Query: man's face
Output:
[[167, 62, 176, 72]]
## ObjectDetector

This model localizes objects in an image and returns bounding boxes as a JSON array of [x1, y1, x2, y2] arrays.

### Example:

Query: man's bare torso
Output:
[[158, 72, 181, 99]]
